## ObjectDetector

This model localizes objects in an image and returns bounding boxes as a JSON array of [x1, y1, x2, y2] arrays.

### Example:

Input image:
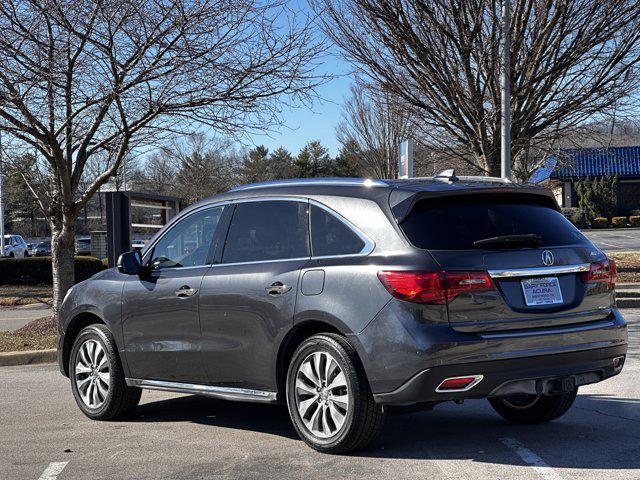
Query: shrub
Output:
[[562, 208, 589, 229], [575, 175, 618, 220], [631, 216, 640, 228], [0, 256, 106, 286], [592, 217, 608, 229], [611, 216, 628, 228]]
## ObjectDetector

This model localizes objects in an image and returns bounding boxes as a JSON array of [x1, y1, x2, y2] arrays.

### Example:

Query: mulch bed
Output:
[[0, 316, 57, 352], [610, 252, 640, 283]]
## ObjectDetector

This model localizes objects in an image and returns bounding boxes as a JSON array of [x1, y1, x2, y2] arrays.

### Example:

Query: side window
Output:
[[150, 206, 223, 269], [310, 205, 366, 257], [222, 201, 309, 263]]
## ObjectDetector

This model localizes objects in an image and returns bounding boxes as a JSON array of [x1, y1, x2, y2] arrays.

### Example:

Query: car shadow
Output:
[[132, 394, 299, 440], [128, 392, 640, 469]]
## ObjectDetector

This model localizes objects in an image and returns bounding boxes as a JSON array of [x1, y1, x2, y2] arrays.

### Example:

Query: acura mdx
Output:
[[58, 175, 627, 453]]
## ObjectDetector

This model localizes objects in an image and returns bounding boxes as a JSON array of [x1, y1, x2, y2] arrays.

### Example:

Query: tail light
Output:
[[582, 258, 617, 286], [377, 270, 495, 304]]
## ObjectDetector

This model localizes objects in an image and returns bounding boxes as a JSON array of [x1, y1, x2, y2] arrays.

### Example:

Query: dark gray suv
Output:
[[58, 176, 627, 453]]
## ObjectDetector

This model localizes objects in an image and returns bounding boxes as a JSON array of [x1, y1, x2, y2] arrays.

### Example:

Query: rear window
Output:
[[401, 194, 590, 250]]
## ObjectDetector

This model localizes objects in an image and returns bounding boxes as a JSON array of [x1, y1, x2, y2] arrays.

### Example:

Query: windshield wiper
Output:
[[473, 234, 541, 249]]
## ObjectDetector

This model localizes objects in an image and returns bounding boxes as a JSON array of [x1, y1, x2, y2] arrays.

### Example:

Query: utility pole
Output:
[[0, 129, 5, 256], [500, 0, 511, 180]]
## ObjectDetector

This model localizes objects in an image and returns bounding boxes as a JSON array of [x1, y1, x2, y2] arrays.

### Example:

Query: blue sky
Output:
[[245, 55, 354, 157]]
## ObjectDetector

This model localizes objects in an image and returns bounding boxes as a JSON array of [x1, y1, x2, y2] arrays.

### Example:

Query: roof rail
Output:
[[456, 175, 512, 183], [229, 177, 389, 192], [433, 170, 511, 183]]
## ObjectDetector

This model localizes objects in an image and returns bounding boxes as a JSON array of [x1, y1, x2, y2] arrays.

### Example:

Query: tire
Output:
[[286, 333, 385, 453], [69, 324, 141, 420], [489, 388, 578, 424], [8, 252, 14, 258]]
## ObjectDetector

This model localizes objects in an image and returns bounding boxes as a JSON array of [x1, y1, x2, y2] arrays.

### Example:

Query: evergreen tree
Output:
[[333, 142, 362, 177], [575, 175, 618, 220], [242, 146, 270, 183], [268, 147, 296, 180], [295, 141, 331, 177]]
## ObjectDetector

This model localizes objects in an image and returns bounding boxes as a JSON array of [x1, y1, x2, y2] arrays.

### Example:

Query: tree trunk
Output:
[[484, 151, 502, 177], [50, 217, 76, 320]]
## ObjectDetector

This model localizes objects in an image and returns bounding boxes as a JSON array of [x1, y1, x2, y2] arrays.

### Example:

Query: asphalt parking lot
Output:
[[2, 309, 639, 480], [583, 229, 640, 252]]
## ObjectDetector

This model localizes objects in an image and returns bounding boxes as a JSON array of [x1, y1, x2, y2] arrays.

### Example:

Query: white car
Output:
[[1, 235, 29, 258]]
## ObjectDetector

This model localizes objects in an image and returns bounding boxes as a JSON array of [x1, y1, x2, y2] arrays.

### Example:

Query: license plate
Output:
[[521, 277, 563, 306]]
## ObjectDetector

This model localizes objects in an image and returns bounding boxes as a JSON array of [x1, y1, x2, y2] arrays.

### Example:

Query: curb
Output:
[[581, 227, 640, 232], [0, 349, 56, 367]]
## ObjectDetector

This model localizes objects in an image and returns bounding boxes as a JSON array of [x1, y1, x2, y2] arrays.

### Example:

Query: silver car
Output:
[[1, 234, 29, 258]]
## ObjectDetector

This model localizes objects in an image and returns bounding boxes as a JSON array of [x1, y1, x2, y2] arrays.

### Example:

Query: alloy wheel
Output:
[[75, 339, 110, 409], [294, 351, 350, 439]]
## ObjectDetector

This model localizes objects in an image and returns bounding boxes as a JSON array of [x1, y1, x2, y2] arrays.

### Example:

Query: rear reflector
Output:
[[436, 375, 484, 392], [582, 258, 617, 286], [377, 270, 494, 304]]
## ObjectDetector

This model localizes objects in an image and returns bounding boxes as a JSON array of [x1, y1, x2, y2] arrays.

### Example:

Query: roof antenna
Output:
[[435, 169, 459, 182]]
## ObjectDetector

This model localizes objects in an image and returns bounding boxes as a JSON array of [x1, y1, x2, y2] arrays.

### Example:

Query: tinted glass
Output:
[[401, 195, 590, 250], [310, 205, 365, 257], [150, 206, 223, 269], [223, 201, 309, 263]]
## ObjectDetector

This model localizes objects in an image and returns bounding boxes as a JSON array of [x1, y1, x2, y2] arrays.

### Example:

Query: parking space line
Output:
[[597, 241, 623, 248], [38, 462, 68, 480], [500, 438, 563, 480]]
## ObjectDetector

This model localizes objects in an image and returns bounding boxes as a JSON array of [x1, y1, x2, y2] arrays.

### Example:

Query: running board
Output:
[[125, 378, 277, 403]]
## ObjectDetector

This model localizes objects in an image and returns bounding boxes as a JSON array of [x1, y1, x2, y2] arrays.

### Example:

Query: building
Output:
[[548, 146, 640, 212]]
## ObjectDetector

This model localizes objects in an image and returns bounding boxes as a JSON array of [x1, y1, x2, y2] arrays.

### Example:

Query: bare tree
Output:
[[317, 0, 640, 178], [337, 83, 414, 178], [0, 0, 324, 316]]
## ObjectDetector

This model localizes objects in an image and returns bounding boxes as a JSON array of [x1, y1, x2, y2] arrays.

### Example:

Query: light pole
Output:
[[500, 0, 511, 180], [0, 129, 5, 256]]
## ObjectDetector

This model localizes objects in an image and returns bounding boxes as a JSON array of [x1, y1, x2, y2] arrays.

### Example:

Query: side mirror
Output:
[[117, 250, 143, 275]]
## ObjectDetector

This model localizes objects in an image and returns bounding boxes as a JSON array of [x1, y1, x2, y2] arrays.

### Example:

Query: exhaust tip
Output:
[[613, 356, 625, 370], [436, 375, 484, 393]]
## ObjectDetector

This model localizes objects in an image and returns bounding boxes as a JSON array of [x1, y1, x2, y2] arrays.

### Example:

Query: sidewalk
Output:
[[0, 303, 52, 332]]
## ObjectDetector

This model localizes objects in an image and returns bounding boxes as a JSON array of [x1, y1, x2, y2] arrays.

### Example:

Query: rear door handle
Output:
[[175, 285, 198, 298], [266, 282, 292, 296]]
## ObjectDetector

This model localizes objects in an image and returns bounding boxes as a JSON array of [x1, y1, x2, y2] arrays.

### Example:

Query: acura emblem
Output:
[[542, 251, 554, 266]]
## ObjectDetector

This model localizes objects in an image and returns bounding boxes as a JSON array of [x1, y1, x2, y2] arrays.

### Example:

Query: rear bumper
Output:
[[373, 344, 626, 404], [351, 300, 628, 402]]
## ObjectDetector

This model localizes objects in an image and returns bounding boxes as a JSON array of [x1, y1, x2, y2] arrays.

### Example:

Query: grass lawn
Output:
[[0, 315, 57, 352], [0, 285, 52, 307], [609, 252, 640, 283]]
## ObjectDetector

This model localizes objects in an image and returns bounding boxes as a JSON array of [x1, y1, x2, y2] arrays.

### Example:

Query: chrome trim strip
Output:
[[212, 256, 311, 268], [435, 375, 484, 393], [488, 264, 590, 279], [125, 378, 277, 403], [230, 178, 388, 191]]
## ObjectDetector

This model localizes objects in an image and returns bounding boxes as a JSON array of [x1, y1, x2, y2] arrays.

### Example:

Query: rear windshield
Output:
[[400, 194, 590, 250]]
